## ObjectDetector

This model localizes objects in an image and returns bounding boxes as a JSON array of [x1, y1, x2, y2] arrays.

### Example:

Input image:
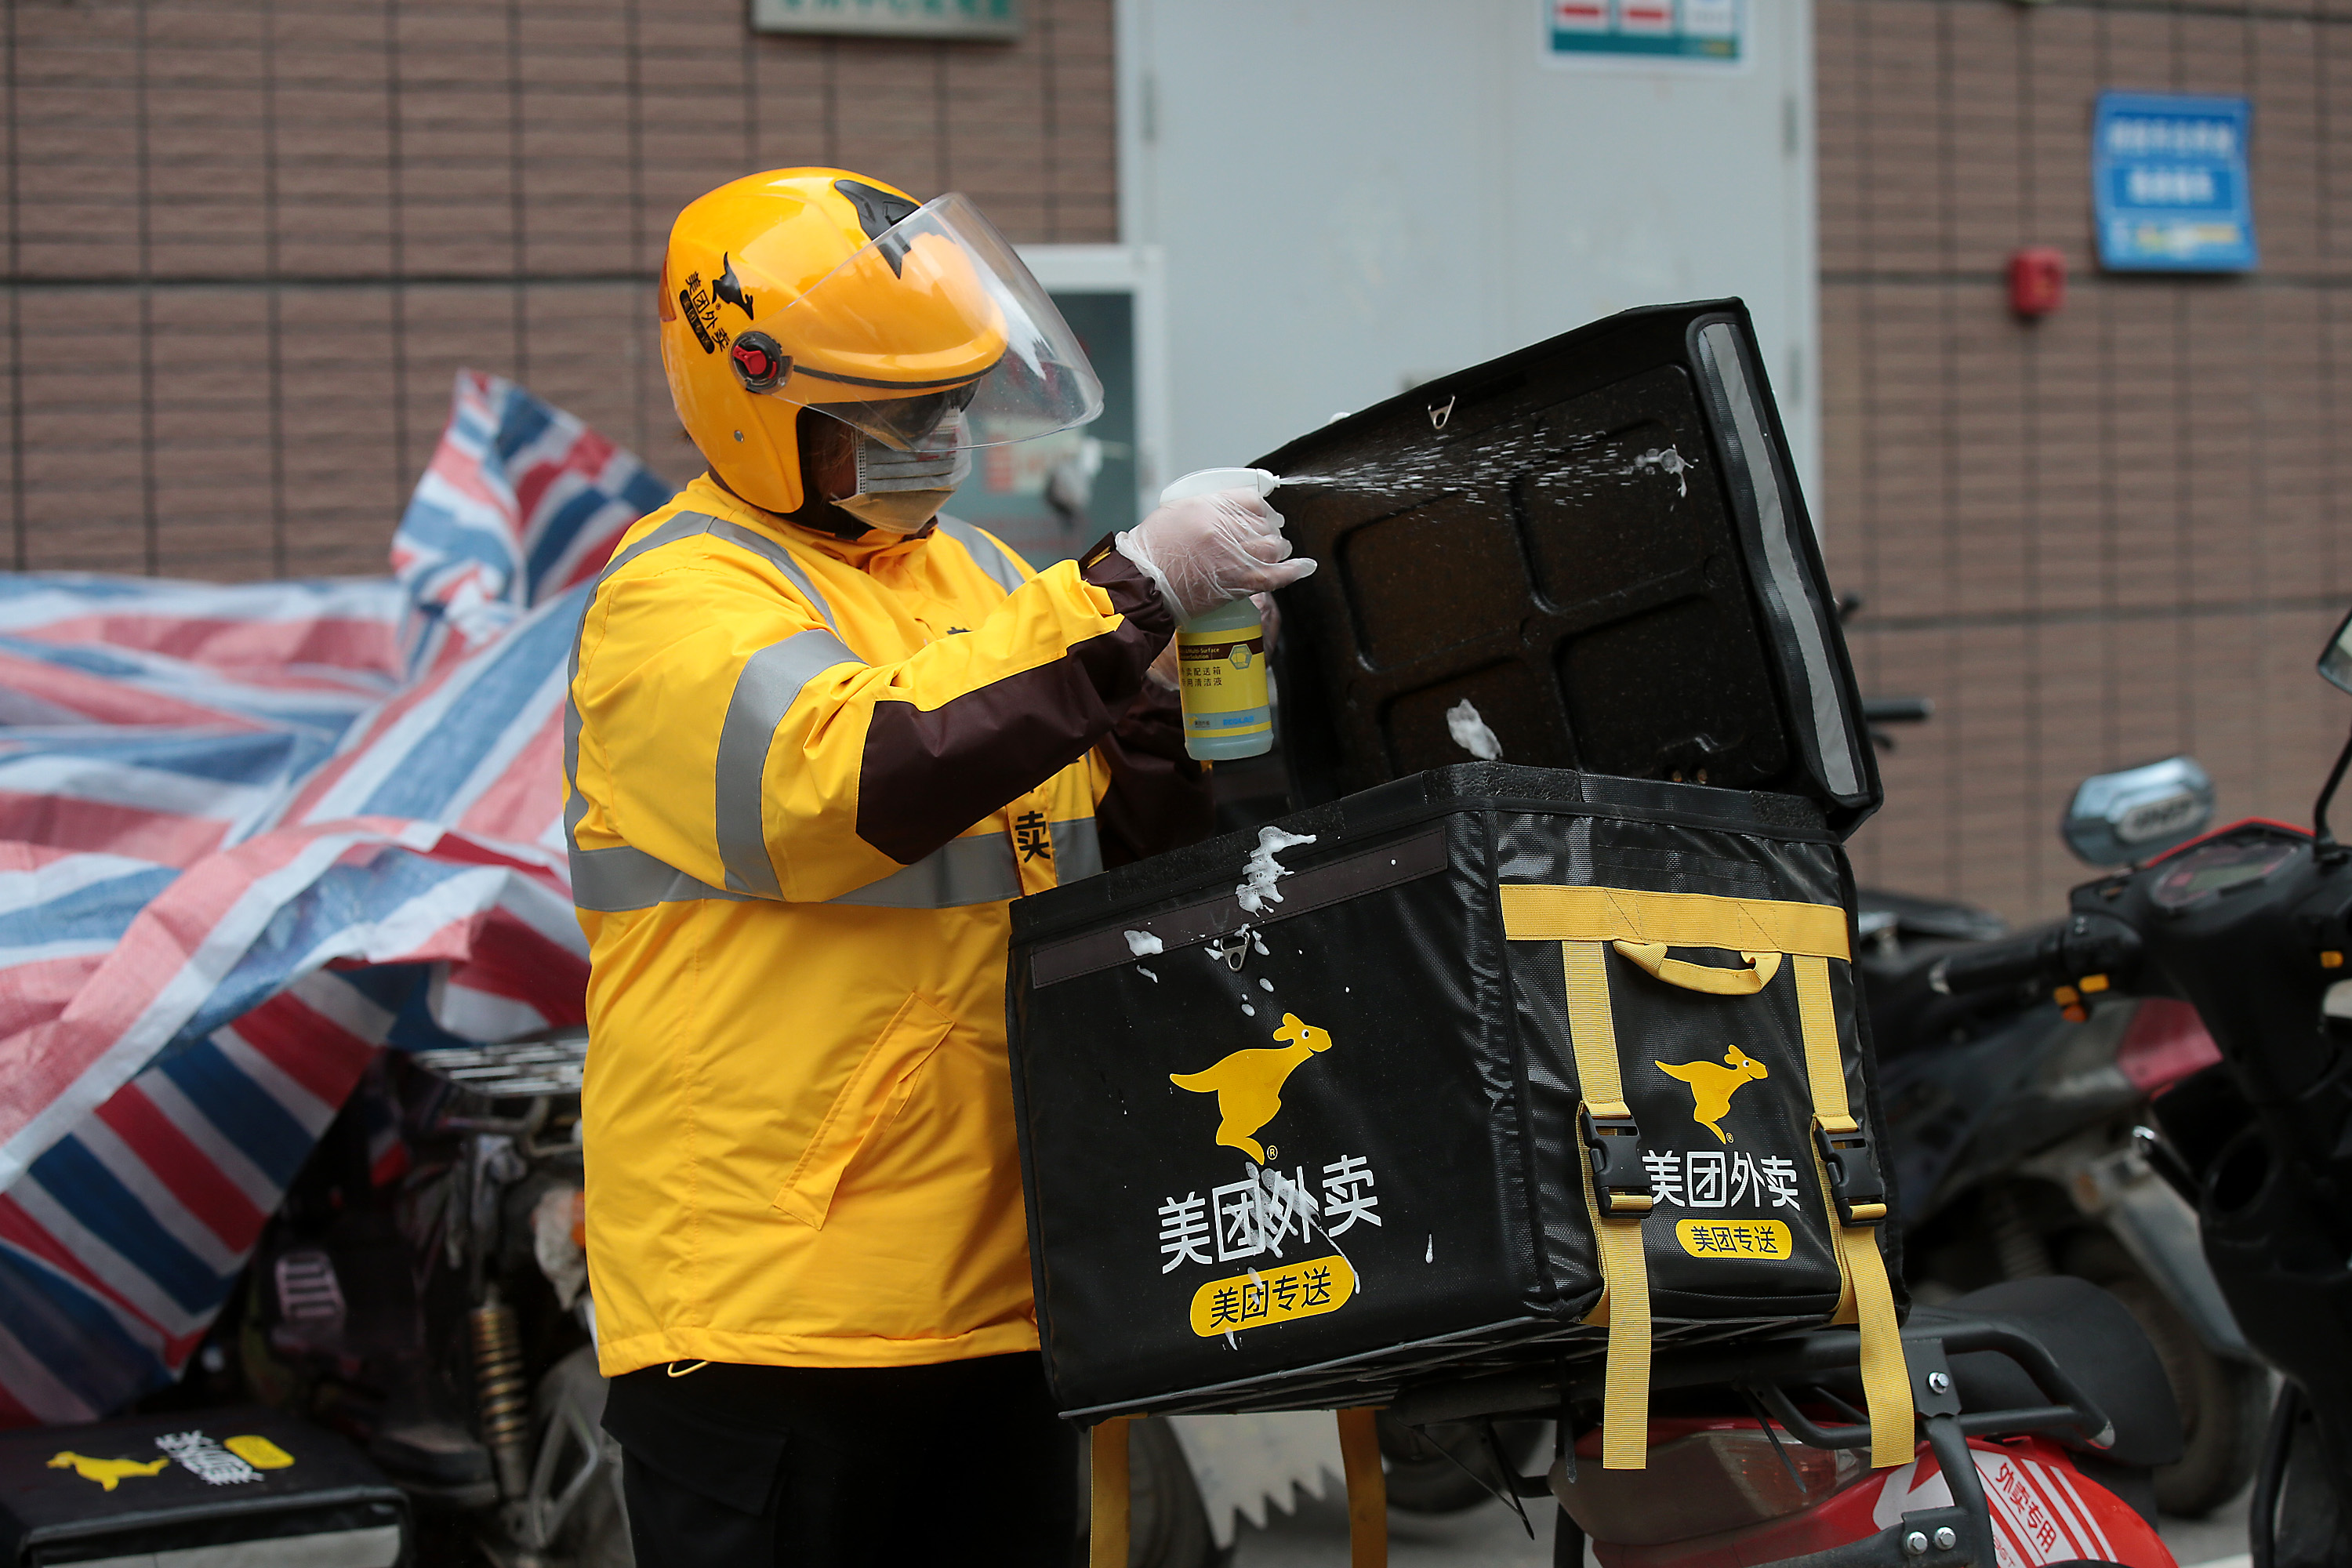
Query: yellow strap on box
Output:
[[1500, 884, 1850, 959], [1795, 953, 1913, 1469], [1336, 1407, 1388, 1567], [1088, 1417, 1131, 1568], [1504, 888, 1895, 1468], [1561, 938, 1654, 1472]]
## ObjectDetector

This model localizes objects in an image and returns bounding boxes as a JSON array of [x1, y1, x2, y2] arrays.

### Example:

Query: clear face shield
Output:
[[728, 193, 1104, 532]]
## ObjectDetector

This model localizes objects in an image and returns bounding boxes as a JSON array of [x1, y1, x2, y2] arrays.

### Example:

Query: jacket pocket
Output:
[[771, 991, 956, 1230]]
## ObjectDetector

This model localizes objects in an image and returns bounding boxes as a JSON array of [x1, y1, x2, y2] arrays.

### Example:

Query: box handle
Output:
[[1610, 940, 1783, 996]]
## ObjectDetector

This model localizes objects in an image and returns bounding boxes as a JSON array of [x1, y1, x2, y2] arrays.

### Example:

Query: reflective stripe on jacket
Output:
[[573, 474, 1204, 1375]]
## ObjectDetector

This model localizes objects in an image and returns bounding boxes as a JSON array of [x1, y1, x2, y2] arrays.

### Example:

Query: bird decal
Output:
[[1655, 1044, 1770, 1144], [48, 1451, 170, 1490], [1169, 1013, 1333, 1163]]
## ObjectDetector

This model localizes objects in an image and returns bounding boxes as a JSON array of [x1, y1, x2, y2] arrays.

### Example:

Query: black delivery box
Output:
[[1008, 768, 1897, 1420], [1259, 299, 1879, 835], [1007, 302, 1899, 1423], [0, 1406, 408, 1566]]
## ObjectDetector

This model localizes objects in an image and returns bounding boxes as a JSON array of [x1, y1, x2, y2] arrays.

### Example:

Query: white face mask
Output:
[[834, 423, 973, 535]]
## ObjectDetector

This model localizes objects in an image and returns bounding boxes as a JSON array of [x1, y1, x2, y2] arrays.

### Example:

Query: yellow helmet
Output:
[[659, 169, 1102, 517]]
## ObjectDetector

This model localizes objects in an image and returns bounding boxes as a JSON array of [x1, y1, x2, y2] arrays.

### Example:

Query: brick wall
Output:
[[1819, 0, 2352, 923], [0, 0, 1116, 580]]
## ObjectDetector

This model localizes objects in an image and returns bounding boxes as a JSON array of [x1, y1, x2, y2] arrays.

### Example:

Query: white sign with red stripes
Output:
[[1871, 1446, 2118, 1568]]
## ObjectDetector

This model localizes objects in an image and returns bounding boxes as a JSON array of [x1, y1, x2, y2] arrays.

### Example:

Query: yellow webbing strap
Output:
[[1794, 954, 1913, 1469], [1561, 938, 1654, 1471], [1336, 1407, 1388, 1567], [1499, 884, 1851, 958], [1089, 1417, 1131, 1568]]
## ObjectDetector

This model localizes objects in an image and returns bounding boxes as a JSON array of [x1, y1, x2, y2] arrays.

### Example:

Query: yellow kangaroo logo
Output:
[[1656, 1044, 1770, 1144], [1169, 1013, 1333, 1162], [48, 1452, 169, 1490]]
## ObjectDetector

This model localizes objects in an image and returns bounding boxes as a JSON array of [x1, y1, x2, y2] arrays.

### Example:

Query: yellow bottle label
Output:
[[1176, 630, 1271, 736]]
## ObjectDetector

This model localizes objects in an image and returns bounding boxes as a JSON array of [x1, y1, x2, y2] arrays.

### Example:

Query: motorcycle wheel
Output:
[[2069, 1232, 2267, 1517], [1077, 1417, 1231, 1568], [1376, 1414, 1550, 1515]]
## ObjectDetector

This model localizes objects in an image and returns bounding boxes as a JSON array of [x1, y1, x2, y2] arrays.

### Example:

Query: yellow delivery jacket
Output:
[[570, 474, 1203, 1375]]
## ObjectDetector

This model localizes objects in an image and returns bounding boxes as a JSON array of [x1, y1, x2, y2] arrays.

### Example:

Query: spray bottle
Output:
[[1157, 466, 1284, 761]]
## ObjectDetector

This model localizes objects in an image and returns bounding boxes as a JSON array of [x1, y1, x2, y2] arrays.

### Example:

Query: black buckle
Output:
[[1579, 1107, 1653, 1216], [1814, 1122, 1887, 1224]]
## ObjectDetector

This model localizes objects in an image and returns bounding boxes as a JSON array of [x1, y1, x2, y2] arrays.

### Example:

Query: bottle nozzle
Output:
[[1158, 467, 1281, 507]]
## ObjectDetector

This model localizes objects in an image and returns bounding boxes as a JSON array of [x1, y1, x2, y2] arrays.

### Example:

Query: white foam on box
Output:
[[1445, 699, 1503, 761], [1236, 826, 1317, 916]]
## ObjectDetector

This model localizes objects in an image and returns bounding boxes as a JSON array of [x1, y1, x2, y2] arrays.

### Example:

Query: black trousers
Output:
[[601, 1352, 1080, 1568]]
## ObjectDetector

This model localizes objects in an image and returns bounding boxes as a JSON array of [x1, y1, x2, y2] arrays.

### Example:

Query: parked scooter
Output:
[[194, 1035, 624, 1567], [1857, 750, 2266, 1518], [1922, 604, 2352, 1568]]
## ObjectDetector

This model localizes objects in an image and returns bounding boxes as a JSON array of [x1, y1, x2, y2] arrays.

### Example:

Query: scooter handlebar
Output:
[[1929, 912, 2143, 999], [1931, 932, 2055, 996]]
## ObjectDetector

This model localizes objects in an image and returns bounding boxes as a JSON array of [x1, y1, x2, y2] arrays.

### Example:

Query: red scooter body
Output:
[[1563, 1418, 2174, 1568]]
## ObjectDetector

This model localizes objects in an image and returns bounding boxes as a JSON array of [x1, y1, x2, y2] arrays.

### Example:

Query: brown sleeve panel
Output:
[[1094, 681, 1214, 869], [854, 535, 1175, 866], [1073, 536, 1178, 645]]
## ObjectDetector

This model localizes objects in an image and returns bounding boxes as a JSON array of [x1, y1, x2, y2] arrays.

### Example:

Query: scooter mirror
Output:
[[2320, 604, 2352, 696], [2061, 755, 2216, 867]]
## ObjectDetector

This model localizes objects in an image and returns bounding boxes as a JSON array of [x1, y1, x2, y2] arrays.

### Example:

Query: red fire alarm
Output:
[[2009, 247, 2067, 318]]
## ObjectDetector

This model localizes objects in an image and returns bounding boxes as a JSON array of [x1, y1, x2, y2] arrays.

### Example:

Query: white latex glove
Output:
[[1114, 488, 1317, 622]]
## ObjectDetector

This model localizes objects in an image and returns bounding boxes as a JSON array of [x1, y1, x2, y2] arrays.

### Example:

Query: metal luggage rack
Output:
[[1377, 1316, 2120, 1568], [1072, 1310, 2126, 1568], [1059, 1312, 1792, 1424], [408, 1029, 590, 1102]]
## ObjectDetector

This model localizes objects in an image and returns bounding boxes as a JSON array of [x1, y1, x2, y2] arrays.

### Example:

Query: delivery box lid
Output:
[[1258, 299, 1880, 837]]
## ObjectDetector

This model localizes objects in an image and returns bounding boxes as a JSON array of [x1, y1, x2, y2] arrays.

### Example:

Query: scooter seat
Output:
[[1910, 1276, 2184, 1470]]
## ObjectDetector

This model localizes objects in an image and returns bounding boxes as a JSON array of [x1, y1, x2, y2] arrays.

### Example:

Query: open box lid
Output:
[[1257, 299, 1881, 838]]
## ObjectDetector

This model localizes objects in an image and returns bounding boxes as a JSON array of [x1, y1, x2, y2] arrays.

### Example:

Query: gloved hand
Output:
[[1115, 489, 1317, 623]]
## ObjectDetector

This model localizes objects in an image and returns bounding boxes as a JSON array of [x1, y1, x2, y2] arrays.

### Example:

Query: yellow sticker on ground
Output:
[[1674, 1218, 1793, 1259], [1188, 1254, 1356, 1337], [223, 1434, 295, 1469]]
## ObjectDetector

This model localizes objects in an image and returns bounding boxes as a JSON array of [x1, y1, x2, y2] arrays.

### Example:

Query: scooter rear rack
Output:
[[1387, 1314, 2116, 1568]]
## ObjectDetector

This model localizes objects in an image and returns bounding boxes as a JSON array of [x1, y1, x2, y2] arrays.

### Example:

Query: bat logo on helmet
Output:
[[729, 332, 789, 394], [714, 254, 755, 319]]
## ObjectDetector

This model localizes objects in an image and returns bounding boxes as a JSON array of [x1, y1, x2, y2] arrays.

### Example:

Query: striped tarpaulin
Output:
[[0, 370, 673, 1423]]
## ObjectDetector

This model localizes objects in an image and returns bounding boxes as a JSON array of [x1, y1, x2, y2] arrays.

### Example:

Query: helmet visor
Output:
[[753, 193, 1103, 452]]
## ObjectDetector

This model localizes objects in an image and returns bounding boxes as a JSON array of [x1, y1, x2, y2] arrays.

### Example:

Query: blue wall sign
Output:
[[2092, 92, 2257, 273]]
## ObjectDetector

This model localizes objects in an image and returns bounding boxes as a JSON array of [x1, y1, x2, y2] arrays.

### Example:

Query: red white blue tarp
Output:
[[0, 372, 673, 1424]]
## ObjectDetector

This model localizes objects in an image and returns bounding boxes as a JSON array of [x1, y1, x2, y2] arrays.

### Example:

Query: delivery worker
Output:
[[571, 168, 1317, 1565]]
